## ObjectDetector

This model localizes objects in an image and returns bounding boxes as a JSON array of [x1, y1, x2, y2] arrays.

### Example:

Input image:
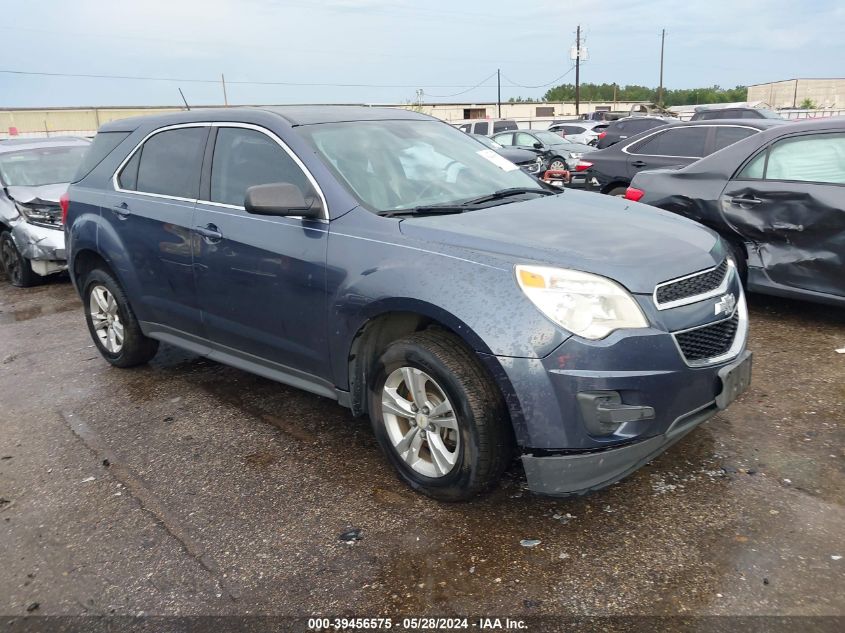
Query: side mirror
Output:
[[533, 142, 544, 149], [244, 182, 322, 218]]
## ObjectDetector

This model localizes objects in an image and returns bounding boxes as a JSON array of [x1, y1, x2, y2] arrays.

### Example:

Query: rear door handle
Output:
[[195, 224, 223, 242], [730, 196, 763, 206], [631, 160, 647, 168], [111, 202, 131, 219]]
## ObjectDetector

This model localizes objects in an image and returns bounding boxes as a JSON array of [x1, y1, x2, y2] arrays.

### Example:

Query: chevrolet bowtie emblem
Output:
[[715, 293, 736, 316]]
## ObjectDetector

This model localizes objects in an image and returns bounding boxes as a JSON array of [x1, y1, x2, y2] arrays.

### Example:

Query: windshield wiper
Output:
[[458, 187, 556, 207], [379, 205, 467, 218]]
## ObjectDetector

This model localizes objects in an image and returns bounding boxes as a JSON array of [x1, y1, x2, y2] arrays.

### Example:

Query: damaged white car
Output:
[[0, 137, 90, 287]]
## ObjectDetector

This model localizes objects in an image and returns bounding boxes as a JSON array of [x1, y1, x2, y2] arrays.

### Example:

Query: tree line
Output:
[[508, 83, 748, 106]]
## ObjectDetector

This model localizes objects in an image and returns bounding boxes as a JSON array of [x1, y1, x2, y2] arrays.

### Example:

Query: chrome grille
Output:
[[674, 310, 740, 363], [655, 260, 729, 307]]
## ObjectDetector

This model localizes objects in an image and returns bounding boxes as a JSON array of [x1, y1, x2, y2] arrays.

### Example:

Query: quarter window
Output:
[[630, 127, 709, 158], [120, 127, 207, 198], [738, 151, 766, 179], [210, 127, 311, 207]]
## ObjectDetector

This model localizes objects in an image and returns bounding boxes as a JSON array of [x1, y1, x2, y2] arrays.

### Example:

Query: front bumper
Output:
[[10, 221, 67, 274], [484, 281, 750, 496]]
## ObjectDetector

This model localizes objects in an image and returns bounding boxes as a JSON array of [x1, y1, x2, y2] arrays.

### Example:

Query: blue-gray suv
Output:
[[65, 106, 751, 501]]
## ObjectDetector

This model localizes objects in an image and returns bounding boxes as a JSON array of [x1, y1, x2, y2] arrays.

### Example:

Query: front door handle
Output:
[[195, 224, 223, 242], [111, 202, 131, 220], [730, 196, 763, 206], [631, 160, 647, 168]]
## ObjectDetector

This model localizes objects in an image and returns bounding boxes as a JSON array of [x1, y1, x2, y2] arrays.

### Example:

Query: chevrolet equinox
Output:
[[64, 106, 752, 501]]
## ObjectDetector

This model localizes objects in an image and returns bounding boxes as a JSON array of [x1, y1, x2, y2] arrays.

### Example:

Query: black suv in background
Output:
[[595, 116, 674, 149], [573, 119, 787, 196], [690, 107, 783, 121]]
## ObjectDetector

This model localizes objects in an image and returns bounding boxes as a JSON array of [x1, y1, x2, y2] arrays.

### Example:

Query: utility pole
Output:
[[497, 68, 502, 118], [221, 73, 229, 107], [658, 29, 665, 107], [575, 25, 581, 115]]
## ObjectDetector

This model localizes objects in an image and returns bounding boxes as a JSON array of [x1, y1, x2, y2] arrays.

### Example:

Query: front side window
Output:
[[630, 127, 709, 158], [765, 133, 845, 184], [120, 127, 207, 198], [493, 133, 514, 146], [0, 146, 89, 187], [297, 119, 543, 212], [210, 127, 311, 207], [515, 132, 538, 147]]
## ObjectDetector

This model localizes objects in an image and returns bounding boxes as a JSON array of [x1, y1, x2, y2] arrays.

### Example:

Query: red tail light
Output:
[[574, 160, 593, 172], [624, 187, 645, 202], [598, 131, 607, 138], [60, 192, 70, 225]]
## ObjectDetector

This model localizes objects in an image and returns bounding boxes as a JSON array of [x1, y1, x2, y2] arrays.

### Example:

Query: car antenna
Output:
[[178, 88, 191, 111]]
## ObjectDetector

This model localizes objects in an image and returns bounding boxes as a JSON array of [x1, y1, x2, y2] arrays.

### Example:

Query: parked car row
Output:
[[568, 115, 844, 307]]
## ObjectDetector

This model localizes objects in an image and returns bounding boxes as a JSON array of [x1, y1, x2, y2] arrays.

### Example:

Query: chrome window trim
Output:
[[653, 259, 734, 310], [671, 292, 748, 368], [621, 124, 759, 160], [111, 121, 330, 221]]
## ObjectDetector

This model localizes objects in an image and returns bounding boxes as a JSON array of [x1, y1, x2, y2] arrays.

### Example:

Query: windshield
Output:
[[296, 120, 543, 212], [0, 146, 89, 187]]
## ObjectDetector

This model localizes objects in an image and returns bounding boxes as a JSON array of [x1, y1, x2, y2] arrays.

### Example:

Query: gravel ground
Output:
[[0, 275, 843, 622]]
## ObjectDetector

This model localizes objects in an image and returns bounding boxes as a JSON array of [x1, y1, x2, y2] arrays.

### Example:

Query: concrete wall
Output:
[[748, 79, 845, 109], [0, 101, 650, 138]]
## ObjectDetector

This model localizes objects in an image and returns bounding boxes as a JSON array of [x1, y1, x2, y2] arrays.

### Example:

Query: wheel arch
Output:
[[344, 303, 524, 440]]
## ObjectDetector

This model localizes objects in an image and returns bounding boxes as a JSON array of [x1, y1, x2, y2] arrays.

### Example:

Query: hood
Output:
[[5, 183, 68, 206], [398, 190, 722, 294]]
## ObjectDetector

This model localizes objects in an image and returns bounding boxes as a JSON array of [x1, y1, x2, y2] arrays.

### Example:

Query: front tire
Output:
[[0, 231, 39, 288], [83, 268, 159, 368], [368, 329, 512, 501]]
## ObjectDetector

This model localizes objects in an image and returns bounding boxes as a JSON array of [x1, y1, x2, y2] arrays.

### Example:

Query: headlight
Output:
[[16, 201, 62, 229], [515, 265, 649, 339]]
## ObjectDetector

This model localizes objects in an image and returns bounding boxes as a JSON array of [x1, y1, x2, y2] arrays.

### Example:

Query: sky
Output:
[[1, 0, 843, 108]]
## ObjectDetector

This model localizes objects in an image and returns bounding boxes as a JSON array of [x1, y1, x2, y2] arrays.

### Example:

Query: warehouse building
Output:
[[747, 78, 845, 109]]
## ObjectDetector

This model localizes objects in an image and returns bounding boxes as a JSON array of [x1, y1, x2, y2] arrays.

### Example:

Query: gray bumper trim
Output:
[[521, 404, 718, 497]]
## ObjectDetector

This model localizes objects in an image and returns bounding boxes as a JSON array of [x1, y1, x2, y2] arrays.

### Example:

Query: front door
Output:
[[192, 125, 330, 379], [719, 131, 845, 298]]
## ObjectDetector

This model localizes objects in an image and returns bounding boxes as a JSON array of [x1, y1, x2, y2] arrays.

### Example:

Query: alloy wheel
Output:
[[89, 285, 124, 353], [381, 366, 460, 478]]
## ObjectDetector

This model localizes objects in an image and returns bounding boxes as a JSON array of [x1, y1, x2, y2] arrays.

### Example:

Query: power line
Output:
[[500, 66, 575, 90], [422, 72, 499, 99], [0, 69, 500, 90]]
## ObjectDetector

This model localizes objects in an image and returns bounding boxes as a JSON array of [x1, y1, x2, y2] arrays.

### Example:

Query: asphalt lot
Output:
[[0, 274, 843, 619]]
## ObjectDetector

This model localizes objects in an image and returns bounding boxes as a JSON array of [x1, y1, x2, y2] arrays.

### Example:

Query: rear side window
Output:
[[120, 127, 207, 198], [492, 121, 517, 132], [210, 127, 311, 207], [73, 132, 127, 182], [562, 126, 585, 134], [631, 127, 709, 157], [764, 133, 845, 184], [713, 126, 757, 151], [473, 121, 489, 135]]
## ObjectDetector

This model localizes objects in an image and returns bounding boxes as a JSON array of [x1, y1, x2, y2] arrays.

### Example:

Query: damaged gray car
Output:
[[0, 137, 90, 287]]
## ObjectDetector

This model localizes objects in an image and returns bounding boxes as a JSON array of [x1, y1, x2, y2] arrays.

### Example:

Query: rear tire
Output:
[[0, 231, 39, 288], [548, 157, 567, 171], [725, 240, 749, 287], [83, 268, 158, 368], [367, 329, 512, 501]]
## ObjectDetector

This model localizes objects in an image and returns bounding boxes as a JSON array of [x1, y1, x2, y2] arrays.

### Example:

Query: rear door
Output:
[[110, 124, 208, 334], [719, 132, 845, 297], [191, 124, 330, 378], [623, 126, 708, 178]]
